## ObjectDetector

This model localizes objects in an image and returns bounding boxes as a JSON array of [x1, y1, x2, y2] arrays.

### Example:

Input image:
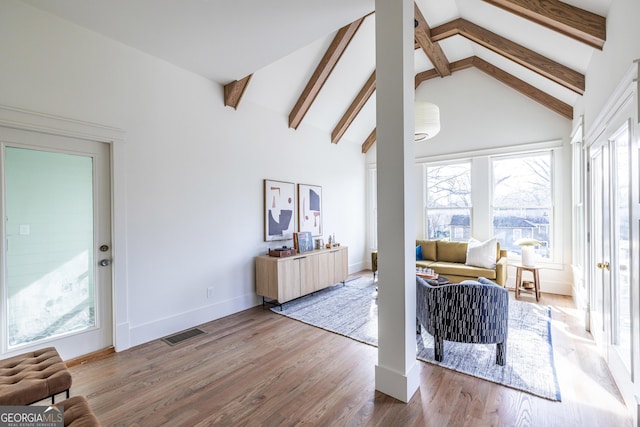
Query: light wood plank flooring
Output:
[[63, 275, 631, 426]]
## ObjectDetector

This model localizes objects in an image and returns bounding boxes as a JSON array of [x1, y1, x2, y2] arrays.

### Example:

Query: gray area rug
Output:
[[271, 275, 561, 401]]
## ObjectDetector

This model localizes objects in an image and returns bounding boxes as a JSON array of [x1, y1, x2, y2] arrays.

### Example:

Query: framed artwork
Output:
[[264, 179, 296, 241], [298, 184, 322, 236]]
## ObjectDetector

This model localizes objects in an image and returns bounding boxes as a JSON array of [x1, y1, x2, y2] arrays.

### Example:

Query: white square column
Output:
[[374, 0, 420, 402]]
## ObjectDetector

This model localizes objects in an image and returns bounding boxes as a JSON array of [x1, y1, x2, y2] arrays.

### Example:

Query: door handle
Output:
[[596, 262, 610, 270]]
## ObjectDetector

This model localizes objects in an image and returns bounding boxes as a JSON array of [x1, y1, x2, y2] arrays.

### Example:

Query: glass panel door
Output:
[[1, 126, 112, 360], [590, 144, 608, 348], [589, 121, 636, 411], [611, 124, 632, 371], [5, 147, 95, 347]]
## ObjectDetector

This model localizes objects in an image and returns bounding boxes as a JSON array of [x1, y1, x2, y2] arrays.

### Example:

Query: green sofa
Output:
[[415, 239, 507, 286], [371, 239, 508, 286]]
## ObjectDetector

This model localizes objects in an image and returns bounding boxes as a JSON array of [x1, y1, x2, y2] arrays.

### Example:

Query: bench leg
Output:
[[51, 389, 70, 404]]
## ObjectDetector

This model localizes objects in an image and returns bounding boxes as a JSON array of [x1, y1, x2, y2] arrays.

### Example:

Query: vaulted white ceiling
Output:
[[20, 0, 612, 147]]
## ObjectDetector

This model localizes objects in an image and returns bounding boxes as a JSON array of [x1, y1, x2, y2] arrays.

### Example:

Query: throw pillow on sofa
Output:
[[465, 237, 497, 269], [416, 244, 424, 260]]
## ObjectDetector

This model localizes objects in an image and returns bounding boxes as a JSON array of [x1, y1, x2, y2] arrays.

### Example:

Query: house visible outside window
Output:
[[425, 162, 471, 242], [513, 228, 522, 242], [492, 152, 553, 260]]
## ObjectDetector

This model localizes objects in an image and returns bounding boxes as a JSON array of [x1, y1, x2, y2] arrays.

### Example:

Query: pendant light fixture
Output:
[[415, 101, 440, 141]]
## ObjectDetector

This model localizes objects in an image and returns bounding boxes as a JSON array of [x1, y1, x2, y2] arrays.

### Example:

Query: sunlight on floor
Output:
[[549, 304, 631, 422]]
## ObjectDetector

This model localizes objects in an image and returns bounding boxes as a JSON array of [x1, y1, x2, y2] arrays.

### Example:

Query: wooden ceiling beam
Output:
[[472, 56, 573, 119], [288, 17, 365, 130], [332, 71, 376, 144], [414, 2, 451, 77], [415, 57, 474, 88], [482, 0, 606, 49], [361, 129, 376, 153], [223, 75, 252, 109], [431, 18, 585, 95]]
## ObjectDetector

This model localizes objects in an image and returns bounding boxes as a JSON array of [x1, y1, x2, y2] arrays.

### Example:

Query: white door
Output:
[[0, 126, 112, 360], [589, 142, 609, 348], [589, 119, 636, 410]]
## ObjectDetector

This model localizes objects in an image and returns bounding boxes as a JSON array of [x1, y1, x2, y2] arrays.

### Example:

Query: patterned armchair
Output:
[[416, 277, 509, 365]]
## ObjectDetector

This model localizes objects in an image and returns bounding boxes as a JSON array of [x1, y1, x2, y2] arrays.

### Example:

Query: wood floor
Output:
[[64, 275, 632, 426]]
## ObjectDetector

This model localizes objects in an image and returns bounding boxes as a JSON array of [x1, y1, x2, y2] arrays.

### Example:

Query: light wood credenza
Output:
[[255, 246, 348, 304]]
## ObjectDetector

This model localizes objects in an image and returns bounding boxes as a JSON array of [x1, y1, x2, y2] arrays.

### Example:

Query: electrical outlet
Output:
[[207, 287, 214, 298]]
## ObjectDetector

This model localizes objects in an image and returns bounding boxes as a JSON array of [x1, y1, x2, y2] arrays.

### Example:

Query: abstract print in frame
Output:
[[264, 179, 296, 241], [298, 184, 322, 236]]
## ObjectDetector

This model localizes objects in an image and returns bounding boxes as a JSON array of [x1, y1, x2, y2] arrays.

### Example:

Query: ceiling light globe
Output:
[[415, 102, 440, 142]]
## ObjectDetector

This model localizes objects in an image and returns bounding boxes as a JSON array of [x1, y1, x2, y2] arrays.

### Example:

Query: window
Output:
[[492, 152, 553, 260], [425, 162, 471, 241]]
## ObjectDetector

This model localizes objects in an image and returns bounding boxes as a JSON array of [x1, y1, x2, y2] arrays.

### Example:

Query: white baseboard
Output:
[[114, 322, 131, 352], [127, 293, 260, 348], [349, 261, 365, 275]]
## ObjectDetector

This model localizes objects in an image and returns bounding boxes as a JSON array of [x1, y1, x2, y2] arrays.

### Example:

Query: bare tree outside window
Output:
[[492, 153, 553, 259], [425, 162, 471, 241]]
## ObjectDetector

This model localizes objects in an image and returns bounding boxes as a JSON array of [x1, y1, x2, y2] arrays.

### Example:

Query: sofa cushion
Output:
[[429, 261, 497, 280], [465, 238, 497, 269], [416, 260, 436, 269], [416, 240, 436, 261], [416, 245, 423, 260], [436, 240, 467, 263]]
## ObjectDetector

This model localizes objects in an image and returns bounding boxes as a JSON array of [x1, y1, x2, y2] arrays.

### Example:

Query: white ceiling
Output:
[[20, 0, 612, 145]]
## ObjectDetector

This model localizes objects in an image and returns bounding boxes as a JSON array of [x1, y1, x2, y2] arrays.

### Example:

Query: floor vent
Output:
[[161, 328, 205, 346]]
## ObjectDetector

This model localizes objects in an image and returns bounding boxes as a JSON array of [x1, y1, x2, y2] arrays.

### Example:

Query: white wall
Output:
[[574, 0, 640, 127], [366, 68, 574, 295], [0, 0, 366, 352]]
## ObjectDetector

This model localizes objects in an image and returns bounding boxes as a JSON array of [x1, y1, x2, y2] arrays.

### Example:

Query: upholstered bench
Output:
[[59, 396, 101, 427], [0, 347, 72, 405]]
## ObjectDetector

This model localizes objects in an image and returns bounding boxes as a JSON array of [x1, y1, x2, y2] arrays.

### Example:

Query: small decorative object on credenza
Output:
[[268, 246, 297, 257], [293, 231, 313, 253], [325, 233, 339, 249]]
